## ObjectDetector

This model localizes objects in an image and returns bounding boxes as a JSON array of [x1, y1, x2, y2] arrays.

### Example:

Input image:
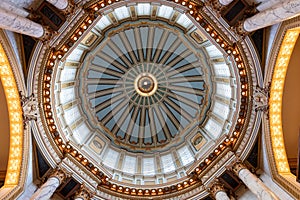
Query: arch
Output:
[[266, 17, 300, 198], [0, 35, 25, 199]]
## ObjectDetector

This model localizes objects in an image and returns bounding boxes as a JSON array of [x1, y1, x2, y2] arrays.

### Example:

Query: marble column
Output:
[[209, 180, 230, 200], [30, 169, 66, 200], [0, 0, 29, 17], [219, 0, 234, 6], [231, 161, 279, 200], [74, 185, 92, 200], [243, 0, 300, 32], [46, 0, 74, 15], [256, 0, 286, 11], [0, 7, 44, 38], [46, 0, 69, 10]]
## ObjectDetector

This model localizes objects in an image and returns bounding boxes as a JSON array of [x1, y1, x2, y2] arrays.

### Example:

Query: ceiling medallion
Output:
[[135, 73, 157, 96], [40, 0, 252, 198]]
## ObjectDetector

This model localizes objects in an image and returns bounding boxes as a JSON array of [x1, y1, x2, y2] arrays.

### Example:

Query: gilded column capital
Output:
[[74, 185, 93, 200], [230, 160, 247, 176], [61, 0, 75, 15], [39, 26, 55, 41], [208, 179, 226, 197], [49, 168, 68, 184], [205, 0, 227, 14], [234, 21, 249, 36]]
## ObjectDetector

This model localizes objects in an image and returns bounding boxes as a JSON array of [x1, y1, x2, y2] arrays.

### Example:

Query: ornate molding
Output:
[[20, 93, 38, 128], [253, 84, 270, 117]]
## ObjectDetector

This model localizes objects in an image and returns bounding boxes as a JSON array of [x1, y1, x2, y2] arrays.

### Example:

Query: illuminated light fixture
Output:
[[269, 28, 300, 174]]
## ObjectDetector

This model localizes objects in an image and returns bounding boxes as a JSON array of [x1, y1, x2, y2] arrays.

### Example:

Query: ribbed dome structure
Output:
[[83, 24, 207, 150]]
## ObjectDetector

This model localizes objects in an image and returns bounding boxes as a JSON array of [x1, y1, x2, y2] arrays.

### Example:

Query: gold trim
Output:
[[0, 42, 24, 193], [268, 26, 300, 198], [269, 28, 300, 174]]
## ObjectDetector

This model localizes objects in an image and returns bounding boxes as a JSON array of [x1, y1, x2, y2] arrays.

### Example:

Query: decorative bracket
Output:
[[20, 92, 38, 128], [253, 84, 270, 118]]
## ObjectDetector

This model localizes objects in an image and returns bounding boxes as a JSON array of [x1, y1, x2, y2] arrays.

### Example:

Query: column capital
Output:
[[205, 0, 227, 14], [61, 0, 75, 15], [49, 168, 67, 184], [230, 160, 247, 176], [39, 26, 55, 41], [234, 21, 249, 36], [208, 179, 226, 197], [74, 185, 93, 200]]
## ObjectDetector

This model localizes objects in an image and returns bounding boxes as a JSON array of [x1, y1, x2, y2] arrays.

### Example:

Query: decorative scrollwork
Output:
[[20, 92, 38, 128]]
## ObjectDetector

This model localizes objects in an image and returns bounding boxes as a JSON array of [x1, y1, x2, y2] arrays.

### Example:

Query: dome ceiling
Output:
[[83, 22, 208, 151], [54, 2, 238, 184], [33, 0, 260, 199]]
